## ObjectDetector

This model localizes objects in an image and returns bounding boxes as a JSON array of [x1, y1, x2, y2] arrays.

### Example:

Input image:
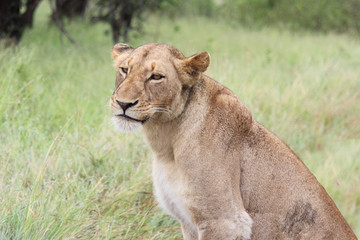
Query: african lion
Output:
[[109, 43, 357, 240]]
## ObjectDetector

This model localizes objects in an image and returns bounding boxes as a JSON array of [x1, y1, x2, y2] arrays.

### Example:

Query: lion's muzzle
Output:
[[116, 99, 139, 112]]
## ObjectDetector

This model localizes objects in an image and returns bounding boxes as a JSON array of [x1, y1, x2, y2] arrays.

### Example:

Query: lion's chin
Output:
[[111, 116, 142, 132]]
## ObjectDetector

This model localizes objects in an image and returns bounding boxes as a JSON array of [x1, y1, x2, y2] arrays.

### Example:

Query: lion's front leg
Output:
[[182, 165, 253, 239], [181, 222, 198, 240], [197, 211, 253, 240]]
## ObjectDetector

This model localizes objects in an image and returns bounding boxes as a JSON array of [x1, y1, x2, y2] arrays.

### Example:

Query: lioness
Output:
[[109, 43, 357, 240]]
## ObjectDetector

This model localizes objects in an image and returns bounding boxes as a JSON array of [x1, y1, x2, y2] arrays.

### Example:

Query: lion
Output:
[[109, 43, 357, 240]]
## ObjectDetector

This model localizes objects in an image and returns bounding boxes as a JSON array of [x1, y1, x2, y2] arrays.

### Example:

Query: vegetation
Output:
[[0, 2, 359, 239], [2, 0, 360, 45], [0, 0, 171, 45], [221, 0, 360, 34]]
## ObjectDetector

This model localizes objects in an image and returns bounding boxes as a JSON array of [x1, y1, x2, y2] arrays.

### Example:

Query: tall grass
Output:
[[0, 3, 359, 239]]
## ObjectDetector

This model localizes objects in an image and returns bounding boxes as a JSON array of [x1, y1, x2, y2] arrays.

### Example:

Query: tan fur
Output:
[[109, 43, 357, 240]]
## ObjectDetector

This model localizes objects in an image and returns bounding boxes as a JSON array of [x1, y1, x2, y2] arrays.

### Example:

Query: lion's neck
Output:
[[143, 77, 210, 161]]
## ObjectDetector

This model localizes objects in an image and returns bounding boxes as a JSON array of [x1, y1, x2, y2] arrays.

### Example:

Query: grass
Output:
[[0, 3, 359, 239]]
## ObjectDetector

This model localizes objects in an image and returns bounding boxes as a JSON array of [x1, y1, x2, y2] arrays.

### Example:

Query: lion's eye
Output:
[[120, 67, 128, 74], [150, 74, 164, 80]]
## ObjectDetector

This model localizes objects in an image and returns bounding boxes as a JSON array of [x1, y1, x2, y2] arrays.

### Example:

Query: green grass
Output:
[[0, 3, 359, 239]]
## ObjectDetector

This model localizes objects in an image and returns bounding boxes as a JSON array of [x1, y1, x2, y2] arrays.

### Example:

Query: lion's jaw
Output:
[[109, 43, 198, 132], [110, 105, 145, 132]]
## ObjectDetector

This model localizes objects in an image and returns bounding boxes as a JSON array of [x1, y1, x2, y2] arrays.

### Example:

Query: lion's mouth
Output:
[[115, 114, 149, 124]]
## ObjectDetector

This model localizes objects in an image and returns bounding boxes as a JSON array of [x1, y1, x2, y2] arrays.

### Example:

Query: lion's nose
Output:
[[116, 100, 139, 111]]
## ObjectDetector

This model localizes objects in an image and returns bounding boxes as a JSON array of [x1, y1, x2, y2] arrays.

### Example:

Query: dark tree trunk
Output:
[[0, 0, 41, 44], [22, 0, 42, 28], [109, 0, 123, 44], [111, 3, 134, 44], [52, 0, 88, 20], [50, 0, 76, 44], [111, 19, 122, 44], [0, 0, 22, 43], [92, 0, 148, 44], [122, 10, 133, 43]]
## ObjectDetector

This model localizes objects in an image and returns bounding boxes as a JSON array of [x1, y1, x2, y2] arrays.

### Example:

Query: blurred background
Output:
[[1, 0, 360, 45], [0, 0, 359, 239]]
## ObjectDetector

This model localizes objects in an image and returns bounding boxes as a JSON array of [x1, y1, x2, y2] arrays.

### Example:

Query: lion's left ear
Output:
[[181, 51, 210, 87], [112, 43, 134, 68], [185, 51, 210, 73]]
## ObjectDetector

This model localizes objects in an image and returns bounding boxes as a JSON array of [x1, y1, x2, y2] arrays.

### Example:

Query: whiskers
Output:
[[108, 98, 122, 112], [109, 98, 174, 121], [149, 104, 173, 117]]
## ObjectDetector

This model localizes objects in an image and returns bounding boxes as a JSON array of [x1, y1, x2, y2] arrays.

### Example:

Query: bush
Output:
[[220, 0, 360, 34]]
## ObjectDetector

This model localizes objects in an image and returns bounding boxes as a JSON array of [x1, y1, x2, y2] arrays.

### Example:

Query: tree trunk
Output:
[[52, 0, 88, 20], [111, 20, 122, 44], [93, 0, 148, 44], [0, 0, 22, 43], [22, 0, 42, 28], [122, 10, 133, 43], [109, 0, 122, 44], [0, 0, 42, 44]]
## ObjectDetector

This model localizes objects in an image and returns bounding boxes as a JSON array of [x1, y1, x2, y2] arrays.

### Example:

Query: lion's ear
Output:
[[181, 51, 210, 87], [185, 51, 210, 74], [112, 43, 133, 59], [112, 43, 134, 68]]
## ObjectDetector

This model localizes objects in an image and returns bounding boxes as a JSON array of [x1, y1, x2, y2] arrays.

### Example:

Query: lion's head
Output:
[[109, 43, 210, 131]]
